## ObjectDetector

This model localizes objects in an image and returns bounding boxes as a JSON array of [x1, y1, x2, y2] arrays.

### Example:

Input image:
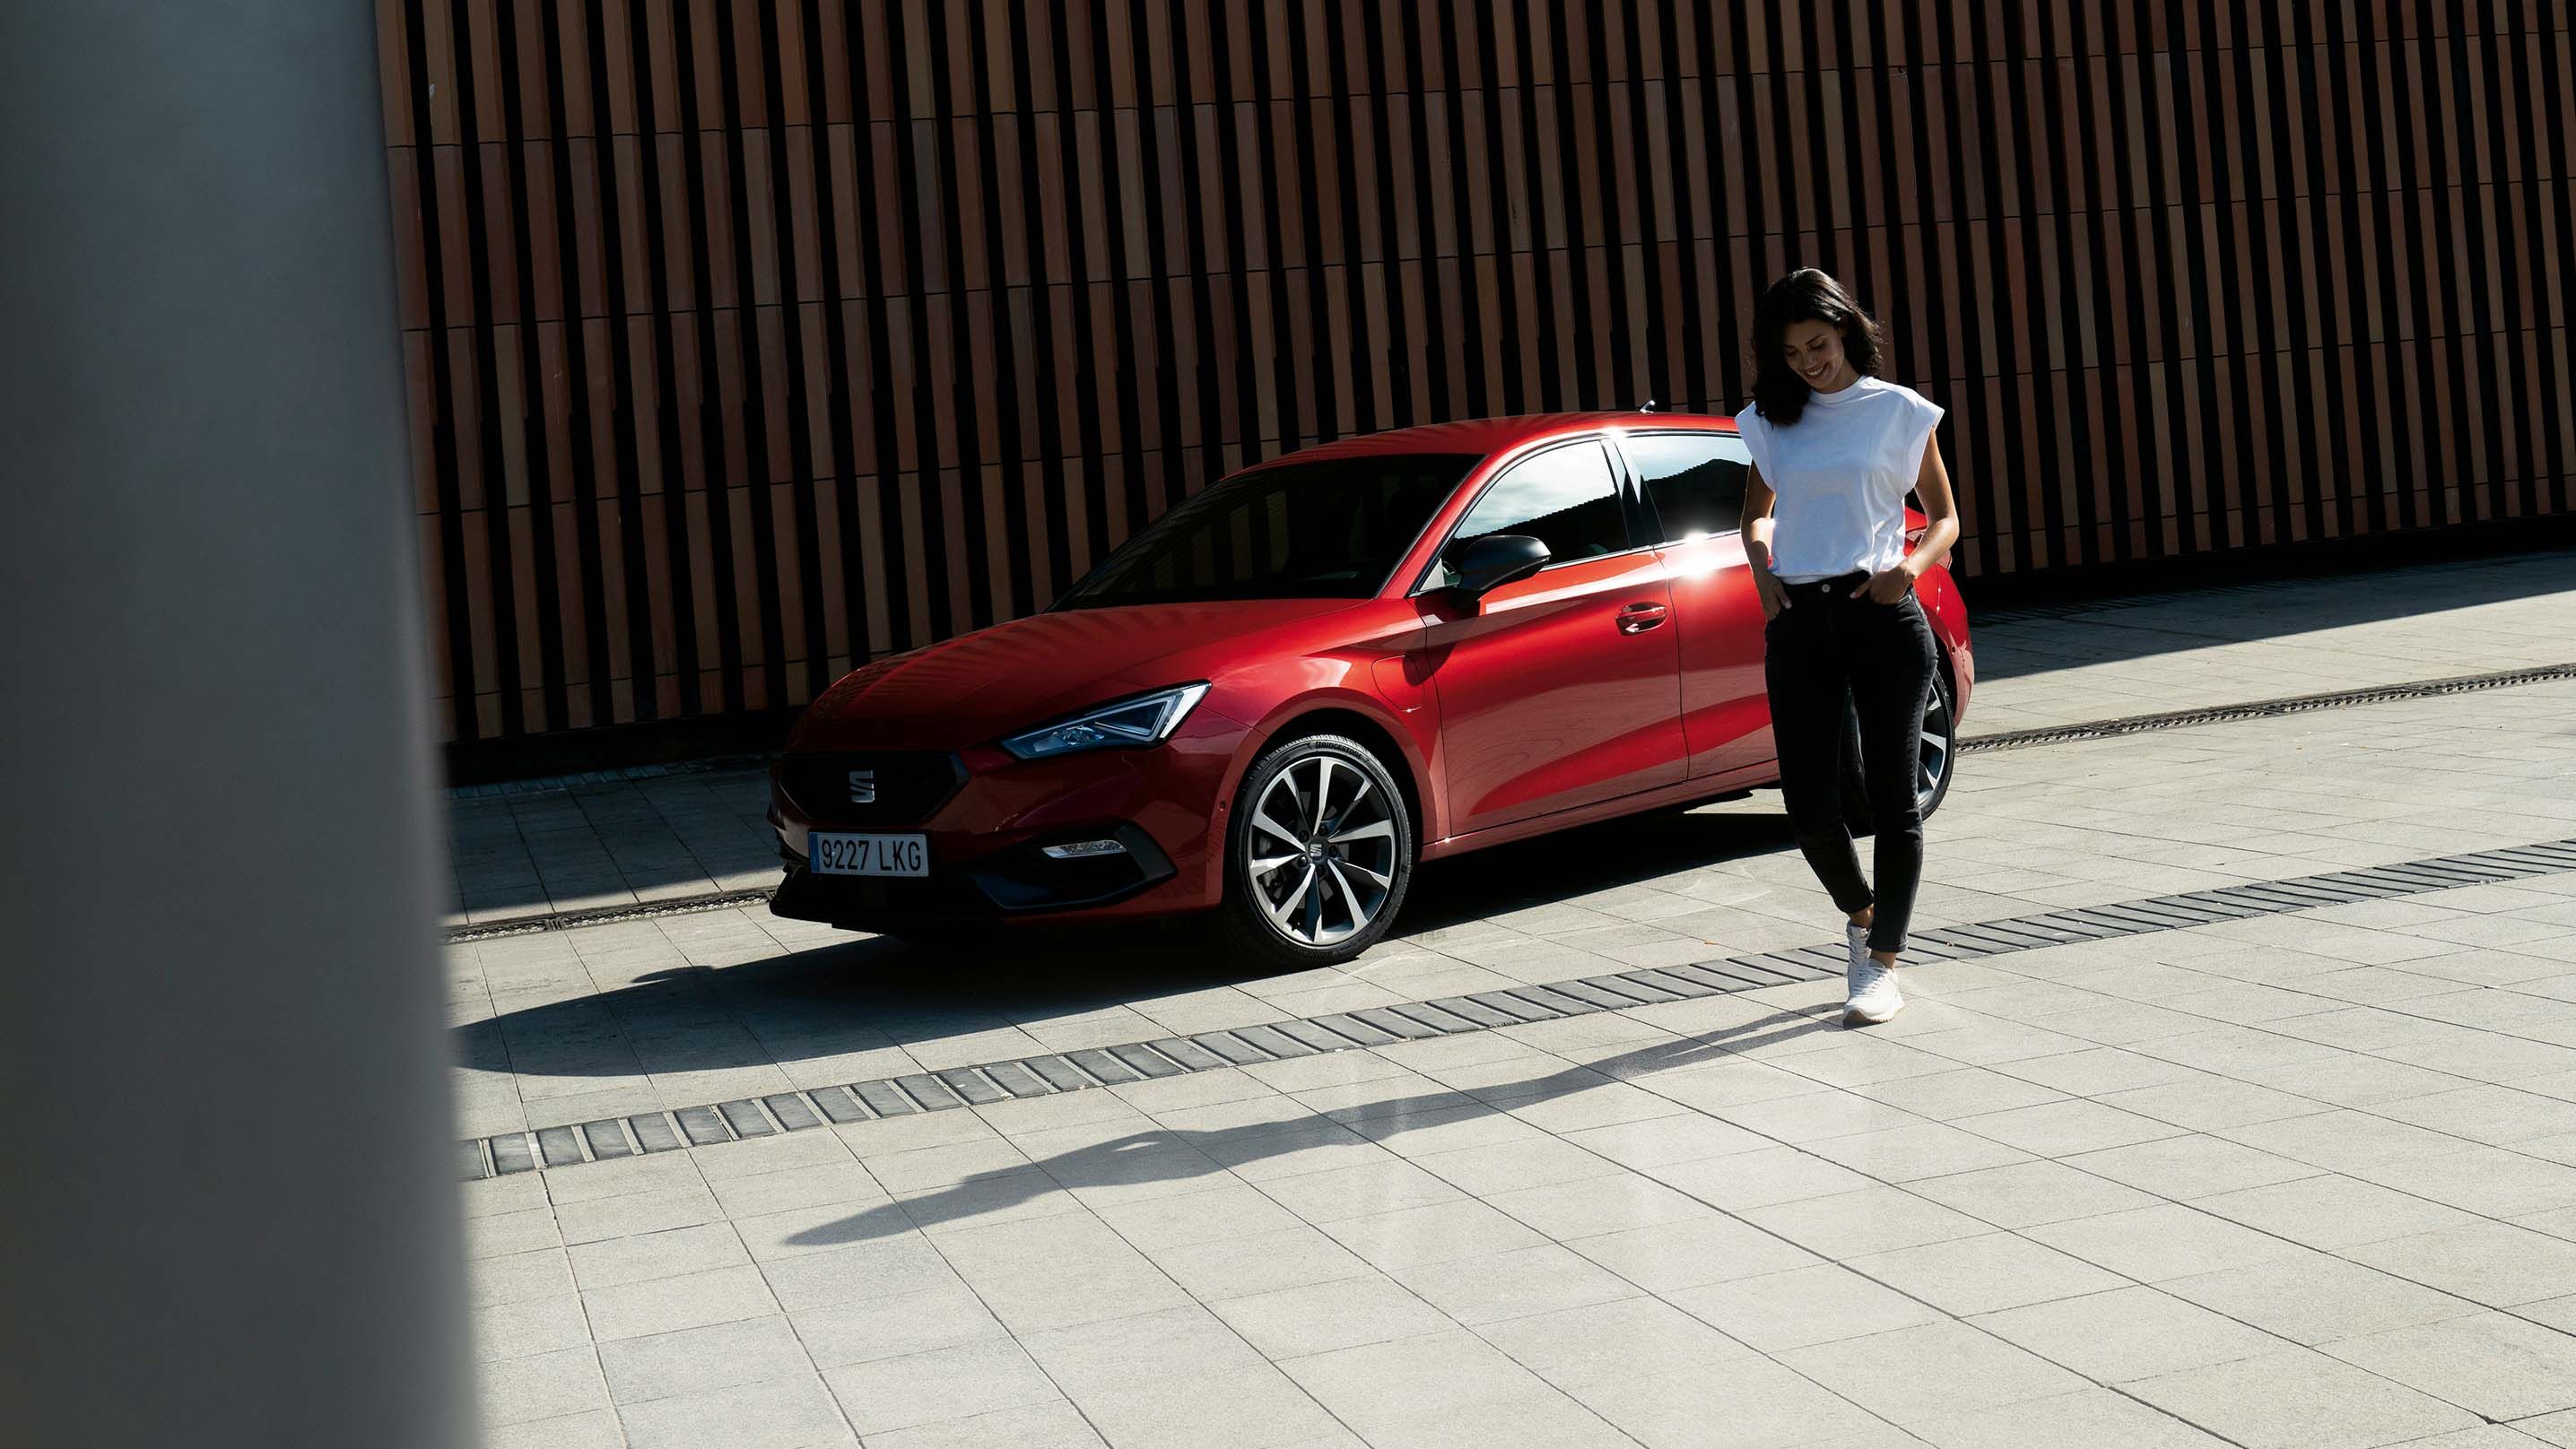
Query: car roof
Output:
[[1237, 409, 1739, 473]]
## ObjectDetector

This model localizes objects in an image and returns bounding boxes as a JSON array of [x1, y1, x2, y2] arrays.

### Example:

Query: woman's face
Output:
[[1781, 318, 1857, 394]]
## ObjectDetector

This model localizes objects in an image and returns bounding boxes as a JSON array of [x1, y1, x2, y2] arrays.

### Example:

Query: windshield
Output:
[[1055, 453, 1477, 608]]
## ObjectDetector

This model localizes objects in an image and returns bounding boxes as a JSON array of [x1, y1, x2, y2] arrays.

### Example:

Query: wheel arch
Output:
[[1249, 706, 1428, 853]]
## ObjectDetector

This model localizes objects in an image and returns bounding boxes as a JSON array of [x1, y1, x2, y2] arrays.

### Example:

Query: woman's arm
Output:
[[1857, 435, 1962, 602], [1744, 464, 1791, 620]]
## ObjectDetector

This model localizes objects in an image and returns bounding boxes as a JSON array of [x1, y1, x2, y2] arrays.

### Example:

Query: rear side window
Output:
[[1626, 431, 1749, 541], [1435, 439, 1629, 582]]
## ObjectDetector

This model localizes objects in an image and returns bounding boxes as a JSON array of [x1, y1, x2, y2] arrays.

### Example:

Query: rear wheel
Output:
[[1841, 666, 1957, 837], [1214, 733, 1416, 968]]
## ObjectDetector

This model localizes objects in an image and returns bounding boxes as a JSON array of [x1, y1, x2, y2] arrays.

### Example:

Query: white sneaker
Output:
[[1844, 949, 1903, 1027]]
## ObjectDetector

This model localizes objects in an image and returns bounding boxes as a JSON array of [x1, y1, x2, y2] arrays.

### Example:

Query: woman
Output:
[[1735, 270, 1961, 1027]]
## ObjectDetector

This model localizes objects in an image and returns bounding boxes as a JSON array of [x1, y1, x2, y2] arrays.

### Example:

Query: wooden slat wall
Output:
[[380, 1, 2576, 742]]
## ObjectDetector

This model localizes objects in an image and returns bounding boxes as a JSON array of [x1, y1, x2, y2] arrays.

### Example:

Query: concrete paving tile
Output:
[[1802, 1120, 2039, 1182], [1254, 1155, 1466, 1224], [1954, 1098, 2190, 1157], [1390, 1243, 1637, 1326], [755, 1234, 953, 1313], [690, 1130, 859, 1182], [1567, 1359, 1884, 1449], [1780, 1321, 2089, 1427], [584, 1262, 780, 1341], [483, 1345, 608, 1425], [2347, 1222, 2576, 1308], [822, 1337, 1060, 1436], [2094, 1075, 2331, 1131], [831, 1110, 1002, 1161], [474, 1293, 595, 1365], [857, 1401, 1104, 1448], [791, 1280, 1004, 1369], [1147, 1223, 1374, 1301], [2123, 1346, 2479, 1449], [1913, 1386, 2235, 1447], [1210, 1272, 1455, 1360], [2062, 1133, 2327, 1199], [1649, 1144, 1877, 1210], [1067, 1362, 1351, 1449], [468, 1206, 566, 1261], [1905, 1158, 2162, 1228], [615, 1374, 855, 1449], [544, 1151, 706, 1205], [1671, 1262, 1948, 1352], [2190, 1174, 2480, 1250], [1847, 1066, 2068, 1121], [1092, 1180, 1303, 1252], [1849, 1230, 2128, 1316], [1018, 1304, 1268, 1398], [1971, 1284, 2288, 1384], [570, 1221, 750, 1291], [707, 1162, 889, 1220], [1475, 1295, 1755, 1392], [1484, 1171, 1714, 1240], [486, 1409, 629, 1449], [1565, 1212, 1823, 1294], [1278, 1329, 1588, 1443], [598, 1315, 812, 1406], [2322, 1311, 2576, 1420], [1559, 1108, 1773, 1167], [554, 1184, 726, 1246], [1709, 1089, 1928, 1143], [2163, 1252, 2483, 1344], [2026, 1203, 2307, 1282], [1742, 1185, 1996, 1258], [473, 1245, 579, 1307]]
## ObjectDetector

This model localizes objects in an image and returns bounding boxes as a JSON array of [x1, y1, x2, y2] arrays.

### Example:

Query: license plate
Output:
[[808, 832, 929, 878]]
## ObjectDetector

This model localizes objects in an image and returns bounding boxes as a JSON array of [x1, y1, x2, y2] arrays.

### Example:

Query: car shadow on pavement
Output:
[[453, 806, 1802, 1078], [784, 1006, 1844, 1246]]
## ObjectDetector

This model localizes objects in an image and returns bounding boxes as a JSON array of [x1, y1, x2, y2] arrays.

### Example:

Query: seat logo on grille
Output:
[[847, 769, 876, 804]]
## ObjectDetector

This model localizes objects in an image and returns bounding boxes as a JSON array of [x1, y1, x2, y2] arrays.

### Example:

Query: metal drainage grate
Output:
[[1958, 663, 2576, 754], [462, 835, 2576, 1179]]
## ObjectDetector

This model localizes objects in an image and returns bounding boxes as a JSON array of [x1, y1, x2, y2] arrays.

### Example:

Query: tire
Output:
[[1841, 665, 1958, 838], [1214, 732, 1417, 968]]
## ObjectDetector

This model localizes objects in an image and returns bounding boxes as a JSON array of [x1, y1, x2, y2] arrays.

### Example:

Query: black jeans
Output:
[[1763, 572, 1938, 954]]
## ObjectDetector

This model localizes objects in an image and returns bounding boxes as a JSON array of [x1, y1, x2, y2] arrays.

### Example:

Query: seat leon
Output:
[[770, 412, 1973, 967]]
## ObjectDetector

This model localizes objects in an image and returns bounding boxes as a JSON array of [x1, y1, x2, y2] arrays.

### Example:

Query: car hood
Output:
[[787, 598, 1366, 751]]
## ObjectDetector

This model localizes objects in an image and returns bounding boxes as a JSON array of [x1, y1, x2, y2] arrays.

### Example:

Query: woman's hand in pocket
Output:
[[1852, 566, 1917, 604], [1754, 564, 1791, 621]]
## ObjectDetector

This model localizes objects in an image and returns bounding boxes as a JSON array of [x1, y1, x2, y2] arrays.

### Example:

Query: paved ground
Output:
[[440, 550, 2576, 926], [447, 548, 2576, 1448]]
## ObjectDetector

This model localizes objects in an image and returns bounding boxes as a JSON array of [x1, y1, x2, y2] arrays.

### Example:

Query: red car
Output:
[[770, 412, 1973, 967]]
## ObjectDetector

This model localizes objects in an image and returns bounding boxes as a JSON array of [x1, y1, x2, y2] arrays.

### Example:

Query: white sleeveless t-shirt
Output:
[[1733, 377, 1945, 583]]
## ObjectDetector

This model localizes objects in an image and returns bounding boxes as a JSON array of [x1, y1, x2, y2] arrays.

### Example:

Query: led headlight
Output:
[[999, 682, 1211, 760]]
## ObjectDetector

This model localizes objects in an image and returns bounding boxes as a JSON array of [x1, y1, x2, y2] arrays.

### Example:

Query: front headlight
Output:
[[999, 682, 1211, 760]]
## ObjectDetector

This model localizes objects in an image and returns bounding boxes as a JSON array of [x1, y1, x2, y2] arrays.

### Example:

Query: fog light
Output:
[[1040, 838, 1127, 860]]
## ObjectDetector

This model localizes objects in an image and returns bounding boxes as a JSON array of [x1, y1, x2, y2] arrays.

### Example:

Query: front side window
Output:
[[1625, 431, 1749, 541], [1431, 439, 1629, 586], [1055, 453, 1475, 608]]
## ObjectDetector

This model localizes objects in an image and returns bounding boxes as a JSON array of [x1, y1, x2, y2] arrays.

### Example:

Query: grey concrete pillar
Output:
[[0, 4, 468, 1446]]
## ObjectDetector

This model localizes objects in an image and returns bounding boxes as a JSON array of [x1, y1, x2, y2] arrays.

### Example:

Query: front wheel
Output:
[[1841, 666, 1957, 837], [1214, 733, 1416, 968]]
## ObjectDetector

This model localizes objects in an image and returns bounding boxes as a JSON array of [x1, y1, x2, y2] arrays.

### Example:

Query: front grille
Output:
[[779, 751, 966, 827]]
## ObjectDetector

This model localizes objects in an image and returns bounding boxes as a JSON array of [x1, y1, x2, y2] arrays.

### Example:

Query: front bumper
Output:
[[770, 821, 1178, 929], [765, 725, 1241, 931]]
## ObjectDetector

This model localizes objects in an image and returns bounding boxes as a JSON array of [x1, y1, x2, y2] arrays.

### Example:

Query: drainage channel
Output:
[[440, 663, 2576, 946], [460, 836, 2576, 1180]]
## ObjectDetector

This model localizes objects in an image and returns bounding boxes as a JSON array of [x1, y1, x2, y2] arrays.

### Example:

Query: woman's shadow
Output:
[[786, 1002, 1842, 1247]]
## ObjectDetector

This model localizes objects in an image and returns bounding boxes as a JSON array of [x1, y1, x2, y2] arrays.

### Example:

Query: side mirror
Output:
[[1443, 534, 1551, 600]]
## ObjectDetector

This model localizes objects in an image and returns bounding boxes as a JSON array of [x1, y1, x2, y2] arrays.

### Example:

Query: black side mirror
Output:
[[1443, 534, 1551, 599]]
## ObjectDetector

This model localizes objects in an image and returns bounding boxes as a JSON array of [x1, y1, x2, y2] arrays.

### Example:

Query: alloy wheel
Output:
[[1918, 677, 1953, 813], [1245, 753, 1399, 945]]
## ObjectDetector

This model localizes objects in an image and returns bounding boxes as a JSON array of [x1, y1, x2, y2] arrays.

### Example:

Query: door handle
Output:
[[1615, 601, 1669, 634]]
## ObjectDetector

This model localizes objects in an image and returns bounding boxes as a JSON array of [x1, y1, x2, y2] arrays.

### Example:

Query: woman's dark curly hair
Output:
[[1750, 269, 1886, 426]]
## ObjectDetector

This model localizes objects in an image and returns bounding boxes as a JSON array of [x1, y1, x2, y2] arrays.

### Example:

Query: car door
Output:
[[1417, 437, 1686, 837], [1611, 429, 1773, 780]]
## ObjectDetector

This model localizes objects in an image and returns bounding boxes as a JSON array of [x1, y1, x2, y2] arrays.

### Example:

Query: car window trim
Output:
[[1607, 425, 1754, 547], [1405, 433, 1659, 596]]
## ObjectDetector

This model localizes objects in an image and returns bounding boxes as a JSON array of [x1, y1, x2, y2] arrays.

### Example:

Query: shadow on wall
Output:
[[451, 807, 1799, 1080], [1967, 546, 2575, 682]]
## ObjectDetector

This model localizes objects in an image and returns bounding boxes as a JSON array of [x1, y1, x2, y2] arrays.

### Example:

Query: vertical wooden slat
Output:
[[383, 0, 2576, 742]]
